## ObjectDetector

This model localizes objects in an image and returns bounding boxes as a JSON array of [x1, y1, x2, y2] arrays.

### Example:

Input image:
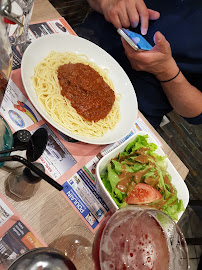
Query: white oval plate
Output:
[[21, 33, 138, 145]]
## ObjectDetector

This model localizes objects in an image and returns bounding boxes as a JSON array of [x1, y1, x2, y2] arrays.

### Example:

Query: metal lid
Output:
[[7, 248, 77, 270]]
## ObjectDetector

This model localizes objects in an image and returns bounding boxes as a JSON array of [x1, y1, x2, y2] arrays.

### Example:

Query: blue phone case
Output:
[[122, 29, 152, 50]]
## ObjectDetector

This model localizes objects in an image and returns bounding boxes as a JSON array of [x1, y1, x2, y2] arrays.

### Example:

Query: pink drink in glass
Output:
[[92, 207, 188, 270]]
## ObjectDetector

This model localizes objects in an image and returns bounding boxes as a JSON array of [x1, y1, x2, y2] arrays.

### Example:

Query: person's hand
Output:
[[122, 31, 179, 81], [87, 0, 160, 35]]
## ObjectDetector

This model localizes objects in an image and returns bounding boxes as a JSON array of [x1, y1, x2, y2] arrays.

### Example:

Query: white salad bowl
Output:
[[95, 131, 189, 221]]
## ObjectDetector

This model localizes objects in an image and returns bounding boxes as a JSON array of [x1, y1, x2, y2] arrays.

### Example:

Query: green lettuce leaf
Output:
[[107, 163, 119, 192], [163, 199, 184, 220], [111, 160, 122, 174], [100, 135, 184, 220]]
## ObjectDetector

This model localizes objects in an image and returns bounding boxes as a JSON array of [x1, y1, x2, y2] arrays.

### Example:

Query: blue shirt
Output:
[[145, 0, 202, 87]]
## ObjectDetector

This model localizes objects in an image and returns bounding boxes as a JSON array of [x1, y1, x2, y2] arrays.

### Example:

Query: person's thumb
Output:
[[153, 31, 170, 54]]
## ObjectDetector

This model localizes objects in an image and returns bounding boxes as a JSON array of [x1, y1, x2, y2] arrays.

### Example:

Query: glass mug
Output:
[[53, 207, 189, 270], [92, 207, 189, 270]]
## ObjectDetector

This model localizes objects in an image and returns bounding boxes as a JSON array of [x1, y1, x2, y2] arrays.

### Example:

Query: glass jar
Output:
[[7, 162, 45, 199], [0, 8, 13, 106], [0, 1, 14, 167]]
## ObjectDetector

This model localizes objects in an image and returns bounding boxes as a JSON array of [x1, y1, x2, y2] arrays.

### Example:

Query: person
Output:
[[74, 0, 202, 128]]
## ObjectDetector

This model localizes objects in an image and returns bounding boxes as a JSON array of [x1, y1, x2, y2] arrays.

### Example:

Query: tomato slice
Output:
[[126, 183, 162, 204]]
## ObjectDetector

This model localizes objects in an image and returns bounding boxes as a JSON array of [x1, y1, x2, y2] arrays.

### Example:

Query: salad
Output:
[[101, 135, 184, 220]]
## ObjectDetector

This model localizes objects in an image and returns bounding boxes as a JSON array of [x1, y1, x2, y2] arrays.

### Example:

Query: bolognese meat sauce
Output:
[[57, 63, 115, 122]]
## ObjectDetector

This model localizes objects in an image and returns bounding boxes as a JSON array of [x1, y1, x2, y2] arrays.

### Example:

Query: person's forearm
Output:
[[152, 57, 202, 118], [160, 72, 202, 118], [122, 30, 201, 117]]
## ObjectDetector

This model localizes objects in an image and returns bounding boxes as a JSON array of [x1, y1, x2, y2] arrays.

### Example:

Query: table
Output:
[[0, 0, 189, 254]]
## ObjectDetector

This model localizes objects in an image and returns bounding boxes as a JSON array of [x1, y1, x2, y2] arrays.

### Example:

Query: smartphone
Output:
[[117, 28, 153, 51]]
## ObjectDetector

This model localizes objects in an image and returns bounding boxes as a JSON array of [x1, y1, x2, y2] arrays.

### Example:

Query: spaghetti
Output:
[[32, 51, 120, 137]]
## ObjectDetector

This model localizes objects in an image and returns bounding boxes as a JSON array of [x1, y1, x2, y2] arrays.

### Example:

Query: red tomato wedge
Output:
[[126, 183, 162, 204]]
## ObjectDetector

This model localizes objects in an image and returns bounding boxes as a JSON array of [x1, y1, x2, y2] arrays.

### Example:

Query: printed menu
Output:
[[0, 194, 46, 269], [0, 17, 162, 238]]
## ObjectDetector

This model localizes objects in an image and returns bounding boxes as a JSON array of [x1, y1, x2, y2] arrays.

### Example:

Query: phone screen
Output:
[[118, 28, 153, 51]]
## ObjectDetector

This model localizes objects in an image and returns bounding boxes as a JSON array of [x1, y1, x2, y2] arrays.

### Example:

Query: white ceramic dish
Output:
[[95, 131, 189, 221], [21, 33, 138, 145]]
